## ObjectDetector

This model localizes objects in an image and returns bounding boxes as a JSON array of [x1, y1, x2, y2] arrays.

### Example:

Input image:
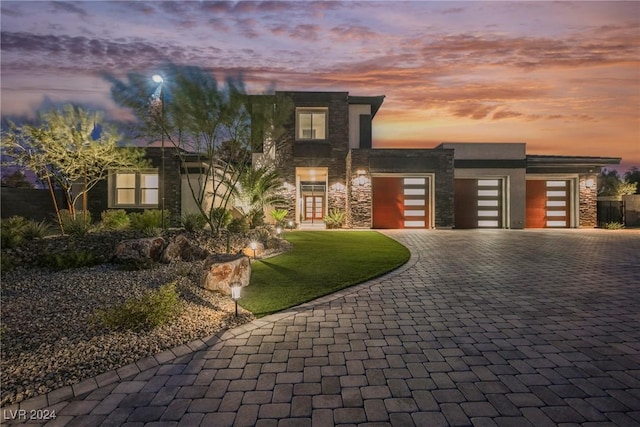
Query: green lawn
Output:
[[240, 231, 410, 317]]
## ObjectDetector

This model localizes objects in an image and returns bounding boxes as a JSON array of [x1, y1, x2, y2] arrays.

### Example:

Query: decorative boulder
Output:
[[161, 234, 208, 263], [114, 237, 166, 263], [242, 242, 265, 258], [201, 253, 251, 295]]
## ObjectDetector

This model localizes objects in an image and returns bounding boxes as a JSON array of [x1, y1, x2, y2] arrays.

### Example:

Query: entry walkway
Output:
[[7, 230, 640, 426]]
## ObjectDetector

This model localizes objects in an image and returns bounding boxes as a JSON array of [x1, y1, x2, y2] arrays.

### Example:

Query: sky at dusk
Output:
[[1, 1, 639, 170]]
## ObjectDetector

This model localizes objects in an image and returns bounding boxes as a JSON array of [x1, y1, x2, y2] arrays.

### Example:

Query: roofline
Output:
[[348, 95, 386, 118], [526, 155, 621, 166]]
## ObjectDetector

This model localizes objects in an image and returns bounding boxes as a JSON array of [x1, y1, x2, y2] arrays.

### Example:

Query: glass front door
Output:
[[305, 196, 324, 220]]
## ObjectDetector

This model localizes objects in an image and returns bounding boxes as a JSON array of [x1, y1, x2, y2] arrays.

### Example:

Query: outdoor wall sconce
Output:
[[357, 170, 367, 186], [231, 282, 241, 317], [331, 182, 345, 192], [585, 178, 596, 189], [250, 241, 258, 259]]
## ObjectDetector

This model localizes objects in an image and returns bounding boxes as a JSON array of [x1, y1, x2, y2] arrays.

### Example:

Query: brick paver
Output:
[[3, 229, 639, 426]]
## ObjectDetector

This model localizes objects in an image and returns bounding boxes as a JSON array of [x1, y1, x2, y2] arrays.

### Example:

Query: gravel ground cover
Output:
[[0, 260, 254, 406]]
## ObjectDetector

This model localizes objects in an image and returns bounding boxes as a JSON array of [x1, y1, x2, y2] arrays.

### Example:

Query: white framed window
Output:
[[296, 108, 327, 140], [112, 170, 159, 208]]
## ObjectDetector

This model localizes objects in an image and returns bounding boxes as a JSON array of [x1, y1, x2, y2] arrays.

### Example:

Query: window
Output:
[[112, 170, 159, 207], [297, 108, 327, 140]]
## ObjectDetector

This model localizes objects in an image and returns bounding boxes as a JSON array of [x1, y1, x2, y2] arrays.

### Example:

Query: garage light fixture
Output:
[[585, 178, 596, 189], [357, 170, 367, 186]]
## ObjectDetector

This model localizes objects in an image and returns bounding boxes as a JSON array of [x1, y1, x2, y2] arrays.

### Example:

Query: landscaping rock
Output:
[[114, 237, 166, 263], [161, 234, 208, 263], [201, 253, 251, 295]]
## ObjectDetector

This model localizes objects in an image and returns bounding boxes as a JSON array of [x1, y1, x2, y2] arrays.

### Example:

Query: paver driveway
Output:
[[6, 229, 640, 426]]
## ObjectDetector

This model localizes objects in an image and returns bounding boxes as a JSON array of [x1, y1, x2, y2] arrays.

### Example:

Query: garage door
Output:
[[526, 180, 571, 228], [372, 177, 429, 229], [455, 179, 503, 228]]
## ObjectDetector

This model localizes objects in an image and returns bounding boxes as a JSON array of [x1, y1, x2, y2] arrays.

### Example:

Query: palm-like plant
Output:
[[235, 165, 285, 228]]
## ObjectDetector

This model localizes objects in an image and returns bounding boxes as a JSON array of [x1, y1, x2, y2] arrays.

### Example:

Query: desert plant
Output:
[[100, 209, 131, 230], [59, 210, 93, 237], [246, 208, 266, 229], [40, 249, 98, 271], [602, 221, 625, 230], [210, 207, 232, 233], [270, 209, 288, 226], [324, 209, 346, 229], [0, 216, 28, 248], [22, 219, 53, 240], [181, 212, 207, 232], [94, 282, 183, 331], [129, 209, 168, 231], [228, 216, 250, 234], [249, 226, 273, 246]]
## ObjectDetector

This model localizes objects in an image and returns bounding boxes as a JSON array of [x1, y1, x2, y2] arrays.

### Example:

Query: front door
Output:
[[305, 196, 324, 220]]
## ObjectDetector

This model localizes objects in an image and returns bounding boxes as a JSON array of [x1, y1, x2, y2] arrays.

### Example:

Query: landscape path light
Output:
[[230, 282, 241, 317], [250, 241, 258, 259]]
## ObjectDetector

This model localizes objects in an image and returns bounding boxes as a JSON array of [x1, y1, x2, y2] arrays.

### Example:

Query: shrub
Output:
[[602, 221, 625, 230], [130, 209, 168, 231], [270, 209, 288, 226], [22, 219, 53, 240], [181, 212, 207, 232], [250, 226, 273, 246], [60, 210, 92, 237], [247, 209, 265, 229], [94, 282, 183, 332], [1, 253, 16, 273], [100, 209, 130, 230], [228, 216, 249, 234], [324, 209, 346, 229], [210, 207, 232, 231], [1, 216, 27, 248], [40, 249, 98, 271]]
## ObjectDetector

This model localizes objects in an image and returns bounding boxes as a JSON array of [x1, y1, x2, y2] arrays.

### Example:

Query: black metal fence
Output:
[[597, 200, 625, 226]]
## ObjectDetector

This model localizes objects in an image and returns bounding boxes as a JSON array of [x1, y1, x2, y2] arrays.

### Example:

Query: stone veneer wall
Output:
[[279, 182, 297, 225], [579, 173, 598, 227], [347, 149, 372, 228], [274, 92, 351, 224]]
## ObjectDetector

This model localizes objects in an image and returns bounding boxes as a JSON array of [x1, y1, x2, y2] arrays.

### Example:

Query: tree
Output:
[[598, 168, 638, 197], [624, 166, 640, 194], [1, 105, 148, 232], [1, 170, 34, 188], [105, 64, 292, 233], [235, 165, 286, 227]]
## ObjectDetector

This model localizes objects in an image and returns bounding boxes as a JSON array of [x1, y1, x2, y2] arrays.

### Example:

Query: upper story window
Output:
[[296, 108, 327, 140], [110, 170, 159, 208]]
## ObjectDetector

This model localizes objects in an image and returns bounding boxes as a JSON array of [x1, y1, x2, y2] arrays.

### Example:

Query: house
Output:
[[3, 90, 620, 229], [80, 90, 619, 230], [249, 91, 621, 229]]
